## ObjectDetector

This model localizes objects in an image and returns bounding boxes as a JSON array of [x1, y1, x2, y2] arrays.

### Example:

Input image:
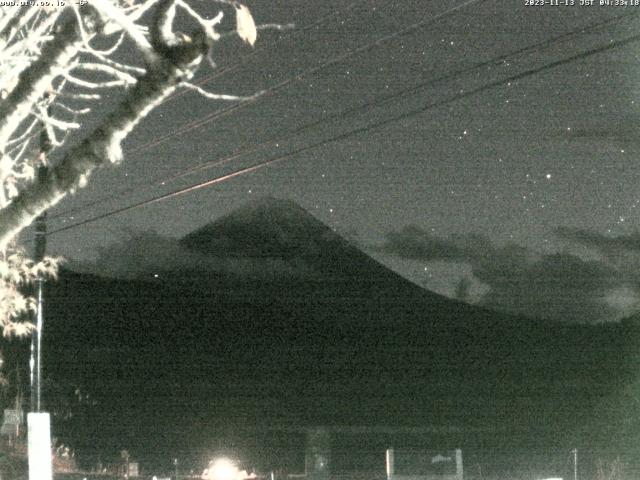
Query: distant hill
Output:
[[30, 197, 640, 467]]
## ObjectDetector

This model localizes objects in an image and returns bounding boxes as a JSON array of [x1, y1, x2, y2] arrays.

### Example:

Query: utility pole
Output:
[[32, 165, 47, 412], [572, 448, 578, 480], [29, 106, 50, 413], [28, 102, 52, 480]]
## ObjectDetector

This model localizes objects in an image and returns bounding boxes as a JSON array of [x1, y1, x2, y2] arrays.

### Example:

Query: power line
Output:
[[126, 0, 485, 154], [49, 0, 485, 222], [47, 9, 634, 224], [44, 3, 368, 221], [44, 30, 640, 238], [46, 162, 273, 236], [162, 1, 362, 106]]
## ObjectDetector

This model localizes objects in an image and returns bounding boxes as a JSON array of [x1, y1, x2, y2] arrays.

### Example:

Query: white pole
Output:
[[385, 448, 394, 480], [455, 449, 463, 480], [28, 412, 52, 480]]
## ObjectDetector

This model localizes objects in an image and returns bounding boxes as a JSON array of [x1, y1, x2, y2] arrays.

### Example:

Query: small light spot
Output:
[[546, 173, 552, 179]]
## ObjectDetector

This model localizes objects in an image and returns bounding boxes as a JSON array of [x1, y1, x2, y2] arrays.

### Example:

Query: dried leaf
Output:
[[12, 294, 27, 313], [4, 177, 18, 200], [1, 76, 18, 99], [12, 321, 32, 337], [236, 4, 257, 47], [21, 163, 35, 180]]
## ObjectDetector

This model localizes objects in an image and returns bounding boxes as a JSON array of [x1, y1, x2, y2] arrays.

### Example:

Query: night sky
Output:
[[35, 0, 640, 323]]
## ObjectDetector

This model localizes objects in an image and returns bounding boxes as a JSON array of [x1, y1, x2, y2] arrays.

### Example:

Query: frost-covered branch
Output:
[[0, 0, 216, 248], [0, 0, 270, 335], [91, 0, 154, 57], [0, 15, 84, 148], [180, 82, 262, 101], [72, 62, 138, 85]]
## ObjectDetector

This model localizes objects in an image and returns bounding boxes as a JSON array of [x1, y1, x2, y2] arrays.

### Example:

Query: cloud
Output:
[[72, 230, 317, 280], [453, 277, 472, 303], [380, 226, 468, 261], [555, 227, 640, 283], [479, 252, 621, 324], [378, 226, 632, 323], [378, 226, 526, 265], [555, 226, 640, 253]]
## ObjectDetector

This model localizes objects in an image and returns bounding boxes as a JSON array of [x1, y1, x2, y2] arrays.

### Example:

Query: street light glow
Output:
[[207, 458, 239, 480], [202, 457, 258, 480]]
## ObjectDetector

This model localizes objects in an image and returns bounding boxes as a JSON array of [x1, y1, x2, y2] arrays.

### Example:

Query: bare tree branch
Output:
[[0, 16, 84, 148], [0, 0, 273, 334], [0, 2, 211, 247]]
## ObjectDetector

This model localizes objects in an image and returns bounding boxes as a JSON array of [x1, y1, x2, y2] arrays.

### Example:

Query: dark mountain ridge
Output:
[[26, 198, 640, 465]]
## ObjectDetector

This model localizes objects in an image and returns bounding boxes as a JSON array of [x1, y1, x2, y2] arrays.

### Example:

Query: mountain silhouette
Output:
[[30, 198, 640, 467], [182, 197, 338, 259], [179, 197, 487, 317]]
